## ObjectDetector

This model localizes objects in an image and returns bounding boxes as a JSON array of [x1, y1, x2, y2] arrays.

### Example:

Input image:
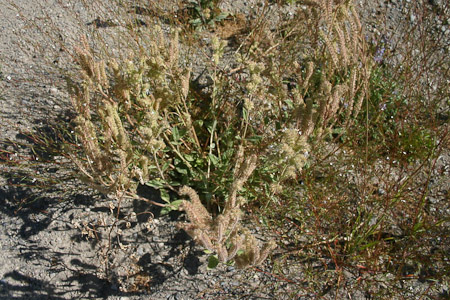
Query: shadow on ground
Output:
[[0, 123, 201, 298]]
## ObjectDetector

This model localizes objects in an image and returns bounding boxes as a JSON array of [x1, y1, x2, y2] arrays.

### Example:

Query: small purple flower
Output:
[[374, 47, 385, 63]]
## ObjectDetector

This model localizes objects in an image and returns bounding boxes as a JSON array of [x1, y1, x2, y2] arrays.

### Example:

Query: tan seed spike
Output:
[[303, 61, 315, 92], [99, 60, 108, 88], [233, 146, 245, 178], [321, 31, 339, 68], [254, 240, 277, 266], [335, 25, 349, 66], [350, 5, 362, 32], [181, 69, 191, 100], [179, 186, 211, 225]]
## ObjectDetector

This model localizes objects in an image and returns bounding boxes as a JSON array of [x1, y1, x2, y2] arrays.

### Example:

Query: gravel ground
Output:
[[0, 0, 448, 299]]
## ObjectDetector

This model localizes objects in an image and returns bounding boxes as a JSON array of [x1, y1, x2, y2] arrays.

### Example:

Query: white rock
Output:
[[50, 87, 59, 94]]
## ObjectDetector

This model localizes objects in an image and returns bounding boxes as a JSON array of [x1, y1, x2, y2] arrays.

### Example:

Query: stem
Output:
[[207, 120, 217, 179], [163, 132, 193, 170]]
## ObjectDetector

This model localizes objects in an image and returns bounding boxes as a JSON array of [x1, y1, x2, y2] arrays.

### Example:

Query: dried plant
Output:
[[65, 0, 372, 269], [177, 148, 276, 268], [67, 28, 186, 199], [223, 0, 372, 190]]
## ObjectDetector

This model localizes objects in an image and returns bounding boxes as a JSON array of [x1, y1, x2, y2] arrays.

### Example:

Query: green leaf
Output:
[[242, 107, 248, 120], [168, 180, 181, 187], [413, 221, 425, 234], [215, 12, 229, 21], [160, 189, 171, 204], [225, 260, 235, 266], [246, 135, 262, 142], [162, 162, 171, 172], [172, 126, 180, 142], [359, 240, 379, 251], [160, 199, 184, 216], [206, 120, 217, 134], [184, 154, 195, 162], [169, 199, 184, 210], [160, 206, 171, 216], [207, 255, 219, 270], [146, 179, 165, 189], [208, 153, 219, 166], [176, 166, 188, 175], [236, 249, 245, 256], [222, 149, 234, 161], [284, 99, 294, 109], [189, 18, 202, 26]]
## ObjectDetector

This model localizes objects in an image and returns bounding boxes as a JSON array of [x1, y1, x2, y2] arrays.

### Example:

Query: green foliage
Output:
[[207, 254, 220, 269], [353, 60, 437, 163], [256, 10, 447, 292], [186, 0, 229, 29]]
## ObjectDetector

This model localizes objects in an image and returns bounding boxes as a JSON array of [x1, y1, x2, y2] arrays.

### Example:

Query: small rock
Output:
[[175, 293, 186, 300], [49, 87, 59, 94], [230, 281, 239, 286], [428, 0, 440, 7], [428, 197, 438, 204], [227, 266, 235, 272], [153, 255, 162, 262], [343, 270, 354, 280], [180, 268, 189, 276], [153, 236, 164, 242]]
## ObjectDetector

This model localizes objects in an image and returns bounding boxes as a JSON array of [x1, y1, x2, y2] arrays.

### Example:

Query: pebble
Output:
[[180, 268, 189, 276], [153, 236, 164, 242], [49, 86, 59, 94], [227, 266, 235, 272], [153, 254, 162, 262], [230, 280, 239, 286]]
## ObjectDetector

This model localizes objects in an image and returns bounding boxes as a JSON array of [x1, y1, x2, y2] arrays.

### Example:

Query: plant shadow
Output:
[[0, 116, 206, 298]]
